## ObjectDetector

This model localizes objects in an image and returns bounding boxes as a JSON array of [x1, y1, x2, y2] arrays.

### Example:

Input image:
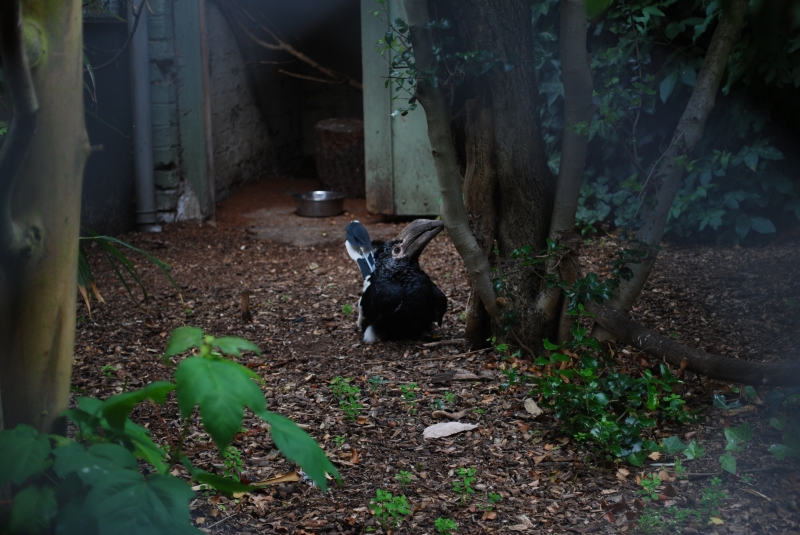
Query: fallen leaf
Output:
[[709, 517, 724, 525], [658, 470, 670, 481], [423, 421, 478, 439], [350, 448, 360, 464], [482, 510, 497, 520], [357, 416, 368, 425], [524, 398, 543, 417], [195, 517, 206, 525], [253, 471, 302, 486], [617, 468, 630, 478], [533, 455, 548, 465], [648, 451, 662, 461]]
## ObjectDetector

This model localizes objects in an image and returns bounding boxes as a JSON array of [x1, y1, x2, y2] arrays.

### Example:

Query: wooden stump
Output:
[[313, 118, 365, 198]]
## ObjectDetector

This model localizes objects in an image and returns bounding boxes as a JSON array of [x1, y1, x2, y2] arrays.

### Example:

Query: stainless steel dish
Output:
[[293, 190, 346, 217]]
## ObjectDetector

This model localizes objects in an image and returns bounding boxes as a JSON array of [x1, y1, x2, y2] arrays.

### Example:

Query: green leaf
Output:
[[101, 381, 176, 431], [725, 422, 753, 445], [83, 471, 201, 535], [175, 356, 266, 449], [735, 215, 750, 238], [680, 67, 696, 87], [164, 327, 204, 359], [10, 486, 58, 535], [53, 442, 138, 485], [586, 0, 614, 18], [684, 440, 705, 460], [627, 451, 648, 466], [0, 424, 52, 486], [769, 443, 800, 460], [660, 72, 678, 103], [719, 453, 737, 474], [213, 336, 261, 357], [744, 151, 759, 171], [258, 410, 340, 491], [542, 338, 560, 351], [642, 6, 665, 17], [661, 436, 688, 455], [749, 217, 776, 234], [770, 416, 787, 431]]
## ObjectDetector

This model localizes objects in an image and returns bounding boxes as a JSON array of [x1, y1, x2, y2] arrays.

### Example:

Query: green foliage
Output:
[[367, 375, 387, 392], [400, 382, 419, 413], [435, 517, 458, 534], [533, 312, 693, 462], [396, 470, 413, 486], [452, 467, 477, 503], [341, 303, 354, 315], [330, 376, 363, 420], [333, 435, 346, 449], [0, 328, 339, 535], [369, 489, 411, 530]]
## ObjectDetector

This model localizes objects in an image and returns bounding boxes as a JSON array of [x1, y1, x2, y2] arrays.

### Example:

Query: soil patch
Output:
[[72, 180, 800, 534]]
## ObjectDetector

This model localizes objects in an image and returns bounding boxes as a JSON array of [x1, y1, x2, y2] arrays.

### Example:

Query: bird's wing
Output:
[[360, 278, 404, 328], [345, 221, 376, 278], [432, 284, 448, 326]]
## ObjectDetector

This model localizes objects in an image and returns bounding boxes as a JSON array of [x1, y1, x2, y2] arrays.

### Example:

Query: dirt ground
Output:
[[72, 178, 800, 534]]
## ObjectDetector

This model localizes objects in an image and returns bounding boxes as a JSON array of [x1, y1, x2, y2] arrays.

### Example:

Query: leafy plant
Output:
[[435, 517, 458, 534], [369, 489, 411, 530], [342, 303, 354, 315], [400, 382, 418, 413], [367, 375, 387, 392], [333, 435, 346, 449], [0, 328, 339, 535], [396, 470, 413, 486], [100, 364, 116, 378], [330, 376, 363, 420], [452, 467, 477, 503], [221, 445, 244, 482]]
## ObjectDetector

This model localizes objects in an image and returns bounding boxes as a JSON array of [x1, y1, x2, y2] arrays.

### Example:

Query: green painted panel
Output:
[[173, 0, 212, 218], [361, 0, 439, 216]]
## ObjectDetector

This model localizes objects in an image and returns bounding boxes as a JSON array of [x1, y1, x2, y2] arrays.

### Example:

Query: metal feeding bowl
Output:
[[293, 190, 346, 218]]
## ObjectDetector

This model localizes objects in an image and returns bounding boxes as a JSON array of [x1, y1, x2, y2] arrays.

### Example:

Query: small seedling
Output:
[[396, 470, 413, 486], [333, 435, 346, 449], [330, 376, 363, 420], [400, 383, 418, 413], [638, 473, 662, 502], [222, 445, 244, 482], [369, 489, 411, 530], [458, 311, 467, 322], [282, 295, 291, 302], [452, 467, 477, 503], [101, 364, 116, 378], [367, 375, 386, 392], [184, 307, 194, 317], [443, 391, 456, 405], [487, 492, 502, 509], [342, 303, 354, 315], [435, 517, 457, 534]]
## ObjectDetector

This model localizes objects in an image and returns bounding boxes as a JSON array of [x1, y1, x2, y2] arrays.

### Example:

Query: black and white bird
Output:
[[345, 219, 448, 343]]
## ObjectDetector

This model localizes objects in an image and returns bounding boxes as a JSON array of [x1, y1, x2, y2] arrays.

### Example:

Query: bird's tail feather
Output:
[[345, 221, 375, 278]]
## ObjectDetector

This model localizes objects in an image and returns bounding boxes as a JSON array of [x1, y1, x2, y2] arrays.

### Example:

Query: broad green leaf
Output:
[[586, 0, 614, 18], [724, 422, 753, 444], [627, 451, 648, 466], [770, 416, 787, 431], [680, 67, 696, 87], [769, 443, 800, 460], [719, 453, 737, 474], [744, 151, 759, 171], [83, 471, 201, 535], [164, 327, 204, 359], [175, 356, 266, 449], [0, 425, 52, 486], [594, 392, 610, 405], [755, 145, 784, 160], [213, 336, 261, 357], [684, 440, 705, 460], [660, 72, 677, 103], [542, 338, 560, 351], [101, 381, 176, 431], [661, 436, 687, 455], [53, 443, 138, 485], [258, 410, 340, 491], [749, 217, 776, 234], [10, 486, 57, 535], [735, 215, 750, 238]]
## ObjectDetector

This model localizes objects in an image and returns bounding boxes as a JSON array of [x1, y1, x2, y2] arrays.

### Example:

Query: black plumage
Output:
[[345, 219, 447, 343]]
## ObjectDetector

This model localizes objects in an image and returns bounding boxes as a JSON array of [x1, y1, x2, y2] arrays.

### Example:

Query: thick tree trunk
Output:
[[593, 0, 749, 339], [585, 302, 800, 386], [416, 0, 556, 351], [0, 0, 88, 433]]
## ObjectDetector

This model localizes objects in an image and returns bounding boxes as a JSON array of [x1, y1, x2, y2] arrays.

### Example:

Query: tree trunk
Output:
[[406, 0, 556, 351], [593, 0, 749, 339], [0, 0, 88, 433]]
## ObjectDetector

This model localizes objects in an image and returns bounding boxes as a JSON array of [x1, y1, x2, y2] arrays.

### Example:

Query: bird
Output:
[[345, 219, 448, 343]]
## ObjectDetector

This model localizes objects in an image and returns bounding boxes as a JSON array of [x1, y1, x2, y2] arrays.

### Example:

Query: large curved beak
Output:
[[395, 219, 444, 259]]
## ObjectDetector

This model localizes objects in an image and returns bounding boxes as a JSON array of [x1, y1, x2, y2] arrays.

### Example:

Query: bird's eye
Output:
[[393, 246, 401, 255]]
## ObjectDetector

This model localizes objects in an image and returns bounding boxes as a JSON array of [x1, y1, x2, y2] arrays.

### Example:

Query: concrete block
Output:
[[150, 82, 176, 106], [154, 169, 180, 189], [148, 40, 174, 62], [150, 103, 176, 128], [152, 125, 180, 150], [155, 189, 178, 211], [153, 147, 178, 167]]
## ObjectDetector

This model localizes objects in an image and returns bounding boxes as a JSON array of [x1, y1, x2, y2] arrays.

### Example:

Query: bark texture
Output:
[[596, 0, 749, 337], [586, 302, 800, 387], [0, 0, 89, 433]]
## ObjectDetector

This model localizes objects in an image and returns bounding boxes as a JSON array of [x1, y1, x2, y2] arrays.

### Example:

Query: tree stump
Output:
[[313, 118, 365, 198]]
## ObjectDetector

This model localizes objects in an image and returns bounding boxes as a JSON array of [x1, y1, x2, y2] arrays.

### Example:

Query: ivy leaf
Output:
[[627, 451, 648, 467], [10, 486, 58, 535], [83, 471, 201, 535], [163, 326, 204, 360], [0, 425, 52, 486], [684, 440, 705, 460], [213, 336, 261, 357], [661, 436, 687, 455], [659, 72, 678, 103], [769, 443, 800, 460], [175, 356, 266, 449], [257, 410, 341, 491], [719, 453, 737, 474], [749, 217, 776, 234]]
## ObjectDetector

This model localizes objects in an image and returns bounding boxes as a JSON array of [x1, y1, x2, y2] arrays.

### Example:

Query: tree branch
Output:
[[403, 0, 499, 322], [232, 2, 363, 91], [0, 0, 40, 261], [595, 0, 749, 338], [584, 301, 800, 387]]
